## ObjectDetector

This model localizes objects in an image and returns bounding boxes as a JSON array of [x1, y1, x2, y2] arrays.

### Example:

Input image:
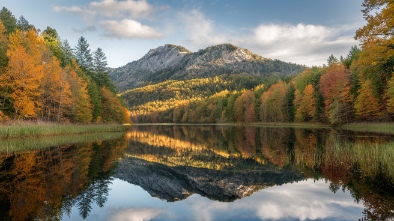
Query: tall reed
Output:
[[0, 132, 126, 153], [0, 124, 129, 139]]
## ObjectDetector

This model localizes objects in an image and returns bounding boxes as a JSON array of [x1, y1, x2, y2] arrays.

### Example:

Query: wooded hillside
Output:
[[0, 7, 130, 124], [123, 0, 394, 125]]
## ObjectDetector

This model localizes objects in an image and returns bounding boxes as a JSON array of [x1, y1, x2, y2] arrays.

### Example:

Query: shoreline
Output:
[[133, 122, 394, 134], [0, 123, 131, 139]]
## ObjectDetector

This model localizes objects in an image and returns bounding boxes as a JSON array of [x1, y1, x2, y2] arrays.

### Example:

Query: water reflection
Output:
[[0, 126, 394, 220], [0, 134, 128, 221], [124, 125, 394, 220]]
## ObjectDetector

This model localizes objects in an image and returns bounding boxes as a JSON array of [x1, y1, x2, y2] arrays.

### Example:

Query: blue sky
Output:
[[2, 0, 365, 68]]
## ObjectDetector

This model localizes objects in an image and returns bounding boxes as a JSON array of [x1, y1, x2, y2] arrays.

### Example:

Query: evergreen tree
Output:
[[74, 36, 93, 71], [0, 21, 8, 69], [93, 48, 116, 92], [60, 40, 74, 67], [0, 7, 17, 34], [16, 16, 34, 32], [327, 54, 339, 66], [42, 26, 62, 62]]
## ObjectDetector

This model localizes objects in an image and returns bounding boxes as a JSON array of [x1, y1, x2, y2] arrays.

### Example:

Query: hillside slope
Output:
[[110, 44, 305, 91]]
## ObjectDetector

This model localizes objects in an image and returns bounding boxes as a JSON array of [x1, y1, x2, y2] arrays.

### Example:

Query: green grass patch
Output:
[[0, 132, 126, 153], [340, 122, 394, 135], [0, 123, 130, 139]]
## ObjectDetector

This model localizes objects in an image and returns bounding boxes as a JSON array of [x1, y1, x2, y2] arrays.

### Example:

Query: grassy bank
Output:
[[0, 132, 126, 153], [0, 123, 130, 139], [340, 123, 394, 135]]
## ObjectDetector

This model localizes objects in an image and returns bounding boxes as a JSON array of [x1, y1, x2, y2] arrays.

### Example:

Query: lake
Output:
[[0, 125, 393, 221]]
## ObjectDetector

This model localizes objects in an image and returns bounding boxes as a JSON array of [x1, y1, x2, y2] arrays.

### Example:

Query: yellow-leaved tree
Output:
[[1, 45, 43, 118]]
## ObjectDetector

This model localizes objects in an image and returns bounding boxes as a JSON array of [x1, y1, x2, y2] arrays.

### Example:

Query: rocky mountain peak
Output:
[[110, 43, 305, 91]]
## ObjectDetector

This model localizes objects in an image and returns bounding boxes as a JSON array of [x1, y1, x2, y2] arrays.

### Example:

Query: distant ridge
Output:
[[110, 43, 305, 91]]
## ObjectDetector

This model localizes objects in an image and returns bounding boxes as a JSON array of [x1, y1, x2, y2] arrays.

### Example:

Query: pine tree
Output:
[[0, 7, 17, 34], [93, 48, 116, 92], [0, 21, 8, 69], [74, 36, 93, 71], [60, 40, 74, 67], [16, 16, 34, 32], [42, 26, 62, 62]]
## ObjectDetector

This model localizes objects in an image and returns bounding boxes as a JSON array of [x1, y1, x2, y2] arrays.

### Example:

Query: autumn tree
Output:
[[294, 84, 317, 122], [386, 73, 394, 116], [293, 89, 303, 122], [66, 65, 93, 123], [101, 87, 130, 123], [234, 90, 255, 123], [260, 81, 288, 122], [319, 64, 354, 124], [1, 45, 43, 118], [354, 0, 394, 98], [355, 80, 383, 120], [41, 57, 72, 122]]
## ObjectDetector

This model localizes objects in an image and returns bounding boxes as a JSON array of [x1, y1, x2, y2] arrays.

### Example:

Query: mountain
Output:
[[115, 157, 304, 202], [110, 43, 305, 92]]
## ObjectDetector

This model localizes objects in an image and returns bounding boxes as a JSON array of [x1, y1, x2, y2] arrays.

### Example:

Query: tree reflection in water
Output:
[[0, 135, 128, 221], [0, 126, 393, 220], [126, 125, 394, 220]]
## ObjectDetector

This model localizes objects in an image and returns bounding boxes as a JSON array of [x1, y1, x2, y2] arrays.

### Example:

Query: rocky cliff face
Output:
[[110, 44, 190, 91], [114, 157, 304, 202], [110, 43, 305, 91]]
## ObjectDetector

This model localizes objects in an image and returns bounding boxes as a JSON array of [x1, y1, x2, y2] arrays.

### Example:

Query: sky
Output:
[[1, 0, 365, 68]]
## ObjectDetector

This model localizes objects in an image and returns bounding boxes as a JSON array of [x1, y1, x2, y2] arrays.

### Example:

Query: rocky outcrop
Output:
[[110, 43, 305, 91], [114, 157, 305, 202], [110, 44, 190, 91]]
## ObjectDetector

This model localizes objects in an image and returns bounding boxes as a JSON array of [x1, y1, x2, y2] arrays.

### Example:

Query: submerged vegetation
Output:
[[0, 131, 125, 152], [340, 122, 394, 134], [0, 123, 129, 139]]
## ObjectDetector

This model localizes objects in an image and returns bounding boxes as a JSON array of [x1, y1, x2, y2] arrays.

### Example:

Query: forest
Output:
[[0, 7, 130, 124], [126, 1, 394, 125]]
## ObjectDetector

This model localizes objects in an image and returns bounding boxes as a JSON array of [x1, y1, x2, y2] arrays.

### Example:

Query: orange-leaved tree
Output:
[[261, 81, 288, 122], [41, 57, 72, 122], [319, 64, 353, 124], [355, 79, 383, 120], [234, 90, 255, 123], [1, 45, 43, 118]]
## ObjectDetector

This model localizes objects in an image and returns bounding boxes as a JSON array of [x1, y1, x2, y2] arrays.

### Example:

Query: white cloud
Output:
[[53, 0, 153, 19], [253, 23, 330, 44], [180, 10, 229, 46], [179, 9, 359, 66], [100, 19, 163, 39], [53, 0, 163, 38], [185, 179, 363, 221], [107, 208, 163, 221], [53, 6, 83, 13]]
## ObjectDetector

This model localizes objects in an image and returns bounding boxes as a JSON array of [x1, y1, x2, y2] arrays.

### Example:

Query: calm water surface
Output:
[[0, 125, 393, 221]]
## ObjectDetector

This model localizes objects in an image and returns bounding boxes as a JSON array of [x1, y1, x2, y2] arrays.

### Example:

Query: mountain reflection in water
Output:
[[0, 125, 393, 221]]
